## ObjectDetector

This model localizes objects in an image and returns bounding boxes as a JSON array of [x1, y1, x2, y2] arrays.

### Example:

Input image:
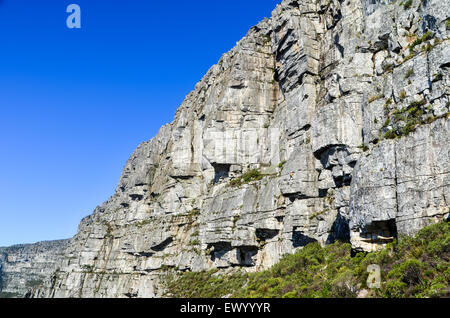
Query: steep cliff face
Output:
[[0, 240, 70, 298], [34, 0, 449, 298]]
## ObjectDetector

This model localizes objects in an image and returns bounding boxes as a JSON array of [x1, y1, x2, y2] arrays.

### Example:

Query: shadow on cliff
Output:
[[326, 210, 350, 245]]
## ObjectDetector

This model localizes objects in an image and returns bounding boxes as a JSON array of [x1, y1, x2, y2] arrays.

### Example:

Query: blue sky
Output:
[[0, 0, 280, 246]]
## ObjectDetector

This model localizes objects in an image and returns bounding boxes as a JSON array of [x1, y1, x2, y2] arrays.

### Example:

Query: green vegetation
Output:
[[405, 68, 414, 79], [278, 161, 287, 170], [309, 208, 329, 220], [164, 221, 449, 298], [263, 35, 272, 46], [409, 31, 433, 53], [381, 98, 449, 139], [385, 98, 393, 108], [233, 215, 241, 229], [383, 63, 394, 73], [25, 279, 44, 289], [81, 264, 94, 272], [446, 20, 450, 30], [189, 239, 201, 246], [229, 169, 264, 187], [358, 144, 369, 152], [369, 94, 384, 103], [401, 119, 420, 136], [422, 44, 433, 52], [306, 136, 311, 145], [384, 129, 399, 140], [433, 73, 443, 82], [403, 51, 416, 63], [187, 209, 201, 218], [134, 219, 153, 227], [403, 0, 413, 10]]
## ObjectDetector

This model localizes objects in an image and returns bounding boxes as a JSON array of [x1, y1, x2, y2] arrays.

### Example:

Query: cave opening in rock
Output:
[[292, 228, 317, 248], [208, 242, 233, 263], [362, 219, 398, 244], [213, 164, 231, 184], [150, 237, 173, 252], [256, 229, 280, 241], [237, 247, 258, 267]]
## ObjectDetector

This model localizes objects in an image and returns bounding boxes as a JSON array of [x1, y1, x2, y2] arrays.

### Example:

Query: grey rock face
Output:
[[350, 118, 450, 251], [0, 240, 70, 298], [28, 0, 450, 298]]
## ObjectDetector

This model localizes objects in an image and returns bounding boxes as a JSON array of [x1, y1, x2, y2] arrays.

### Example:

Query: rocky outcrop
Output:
[[30, 0, 449, 298], [0, 240, 70, 298]]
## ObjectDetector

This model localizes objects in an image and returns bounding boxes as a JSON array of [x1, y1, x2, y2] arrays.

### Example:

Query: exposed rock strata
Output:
[[30, 0, 450, 298]]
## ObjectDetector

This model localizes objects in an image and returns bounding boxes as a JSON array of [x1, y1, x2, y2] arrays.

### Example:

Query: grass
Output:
[[380, 101, 448, 139], [385, 99, 393, 108], [164, 221, 449, 298], [433, 73, 443, 82], [401, 119, 420, 136], [278, 161, 287, 170], [383, 63, 394, 73], [405, 69, 414, 79], [409, 31, 433, 53], [384, 129, 398, 140], [369, 94, 384, 103], [399, 91, 407, 101], [229, 169, 264, 187]]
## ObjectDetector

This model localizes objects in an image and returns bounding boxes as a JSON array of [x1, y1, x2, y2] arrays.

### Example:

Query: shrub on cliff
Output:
[[164, 221, 449, 298]]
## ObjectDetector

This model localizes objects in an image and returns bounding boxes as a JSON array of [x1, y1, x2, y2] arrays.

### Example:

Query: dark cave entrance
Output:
[[351, 219, 399, 256], [236, 247, 258, 267], [292, 228, 317, 248], [213, 164, 231, 184], [209, 242, 233, 263], [365, 219, 398, 242]]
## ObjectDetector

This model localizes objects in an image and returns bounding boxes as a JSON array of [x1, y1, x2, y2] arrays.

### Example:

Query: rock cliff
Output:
[[0, 240, 70, 298], [31, 0, 449, 298]]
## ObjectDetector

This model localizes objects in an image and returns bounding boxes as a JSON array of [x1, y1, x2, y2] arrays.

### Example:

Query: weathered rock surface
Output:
[[26, 0, 450, 298], [0, 240, 70, 298]]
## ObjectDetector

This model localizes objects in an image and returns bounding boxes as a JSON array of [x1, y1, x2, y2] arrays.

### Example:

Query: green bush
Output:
[[384, 129, 398, 139], [402, 120, 418, 136], [242, 169, 263, 183], [410, 31, 434, 52], [164, 221, 449, 298], [229, 169, 264, 187]]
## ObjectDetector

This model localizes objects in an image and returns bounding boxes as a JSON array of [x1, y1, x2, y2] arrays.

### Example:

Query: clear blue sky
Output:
[[0, 0, 280, 246]]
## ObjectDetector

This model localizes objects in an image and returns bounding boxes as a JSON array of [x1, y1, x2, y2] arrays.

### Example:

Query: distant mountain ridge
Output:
[[0, 239, 70, 298]]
